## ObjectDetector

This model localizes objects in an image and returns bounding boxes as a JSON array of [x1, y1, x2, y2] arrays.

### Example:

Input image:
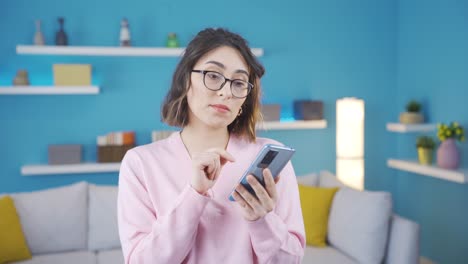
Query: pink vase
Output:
[[437, 138, 460, 169]]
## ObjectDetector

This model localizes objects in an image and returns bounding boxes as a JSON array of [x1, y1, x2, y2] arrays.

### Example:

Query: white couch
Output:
[[299, 171, 420, 264], [3, 172, 419, 264], [3, 182, 123, 264]]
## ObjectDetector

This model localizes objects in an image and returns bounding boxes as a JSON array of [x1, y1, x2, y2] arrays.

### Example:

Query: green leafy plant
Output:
[[406, 100, 421, 113], [416, 136, 436, 149], [437, 122, 465, 142]]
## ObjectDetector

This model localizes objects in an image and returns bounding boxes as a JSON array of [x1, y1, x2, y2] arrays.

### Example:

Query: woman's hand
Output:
[[191, 148, 235, 195], [232, 168, 280, 221]]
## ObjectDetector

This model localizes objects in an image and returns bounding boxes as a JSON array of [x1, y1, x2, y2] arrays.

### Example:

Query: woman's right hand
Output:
[[191, 148, 235, 195]]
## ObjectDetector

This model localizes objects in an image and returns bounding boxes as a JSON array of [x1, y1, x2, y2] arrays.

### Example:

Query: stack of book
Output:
[[97, 131, 135, 163]]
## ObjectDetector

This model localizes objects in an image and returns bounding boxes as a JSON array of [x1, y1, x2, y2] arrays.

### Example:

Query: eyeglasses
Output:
[[191, 70, 253, 99]]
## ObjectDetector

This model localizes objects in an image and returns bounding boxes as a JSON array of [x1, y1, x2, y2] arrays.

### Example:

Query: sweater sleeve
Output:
[[247, 161, 306, 264], [117, 149, 211, 264]]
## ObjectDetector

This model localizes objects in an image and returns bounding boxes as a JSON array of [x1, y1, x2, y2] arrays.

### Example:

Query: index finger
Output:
[[207, 148, 236, 163]]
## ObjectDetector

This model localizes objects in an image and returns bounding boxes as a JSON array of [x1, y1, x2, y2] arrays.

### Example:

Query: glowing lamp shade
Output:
[[336, 98, 365, 190]]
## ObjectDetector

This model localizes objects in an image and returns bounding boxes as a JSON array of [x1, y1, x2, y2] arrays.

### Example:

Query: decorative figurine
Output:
[[166, 32, 180, 48], [13, 70, 30, 86], [55, 17, 68, 46], [34, 20, 45, 45], [120, 18, 131, 47]]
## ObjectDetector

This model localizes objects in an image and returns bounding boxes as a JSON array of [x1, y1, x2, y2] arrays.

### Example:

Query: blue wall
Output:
[[396, 0, 468, 263], [5, 0, 467, 263], [1, 0, 397, 192]]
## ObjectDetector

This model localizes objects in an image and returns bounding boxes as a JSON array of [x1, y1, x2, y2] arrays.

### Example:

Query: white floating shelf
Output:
[[387, 159, 467, 184], [16, 45, 264, 57], [0, 86, 99, 95], [21, 162, 120, 176], [257, 120, 327, 130], [386, 123, 436, 133]]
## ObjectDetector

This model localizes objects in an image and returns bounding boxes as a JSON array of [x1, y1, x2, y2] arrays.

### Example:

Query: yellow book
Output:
[[53, 64, 92, 86]]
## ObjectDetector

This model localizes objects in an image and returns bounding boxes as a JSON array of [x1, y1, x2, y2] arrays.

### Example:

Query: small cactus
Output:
[[406, 100, 421, 113]]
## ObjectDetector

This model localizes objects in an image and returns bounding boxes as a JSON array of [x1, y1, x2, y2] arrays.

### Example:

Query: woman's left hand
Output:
[[232, 168, 280, 221]]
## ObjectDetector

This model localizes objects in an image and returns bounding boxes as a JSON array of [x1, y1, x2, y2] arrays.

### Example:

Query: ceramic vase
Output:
[[437, 138, 460, 169], [34, 20, 45, 45], [55, 17, 68, 46]]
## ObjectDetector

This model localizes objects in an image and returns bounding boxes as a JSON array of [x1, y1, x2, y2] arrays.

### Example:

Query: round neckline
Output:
[[177, 130, 234, 160]]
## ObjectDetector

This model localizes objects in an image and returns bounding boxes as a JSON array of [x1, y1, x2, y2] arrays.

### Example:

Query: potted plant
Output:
[[436, 122, 465, 169], [416, 136, 436, 165], [399, 100, 424, 124]]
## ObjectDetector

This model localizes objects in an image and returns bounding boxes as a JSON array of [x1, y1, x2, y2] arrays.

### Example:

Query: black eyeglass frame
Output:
[[191, 70, 253, 99]]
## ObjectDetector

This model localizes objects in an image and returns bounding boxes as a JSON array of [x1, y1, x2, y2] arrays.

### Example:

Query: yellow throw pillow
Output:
[[0, 196, 32, 263], [298, 185, 339, 247]]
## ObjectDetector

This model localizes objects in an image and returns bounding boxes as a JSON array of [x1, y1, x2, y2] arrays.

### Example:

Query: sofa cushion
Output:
[[13, 251, 96, 264], [10, 182, 88, 254], [327, 187, 392, 264], [88, 184, 120, 251], [298, 185, 338, 247], [385, 215, 420, 264], [96, 249, 124, 264], [303, 246, 357, 264], [319, 170, 348, 188], [296, 173, 319, 186], [0, 196, 32, 263]]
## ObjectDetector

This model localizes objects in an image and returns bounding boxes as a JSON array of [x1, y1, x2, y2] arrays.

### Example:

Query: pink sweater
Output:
[[118, 132, 305, 264]]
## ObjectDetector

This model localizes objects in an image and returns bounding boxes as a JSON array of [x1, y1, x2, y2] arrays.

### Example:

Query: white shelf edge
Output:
[[21, 162, 120, 176], [17, 45, 264, 57], [386, 123, 436, 133], [0, 86, 99, 95], [387, 159, 467, 183], [257, 120, 327, 130]]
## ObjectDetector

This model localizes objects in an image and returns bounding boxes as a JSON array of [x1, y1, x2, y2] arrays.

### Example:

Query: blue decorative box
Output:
[[293, 100, 323, 120]]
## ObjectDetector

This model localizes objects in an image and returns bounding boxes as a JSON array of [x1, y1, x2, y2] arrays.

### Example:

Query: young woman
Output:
[[118, 28, 305, 264]]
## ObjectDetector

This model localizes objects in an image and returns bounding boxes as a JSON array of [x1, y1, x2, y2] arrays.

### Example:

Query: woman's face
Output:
[[187, 46, 249, 130]]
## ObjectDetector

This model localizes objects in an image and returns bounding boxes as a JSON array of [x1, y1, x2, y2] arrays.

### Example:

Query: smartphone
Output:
[[228, 144, 295, 201]]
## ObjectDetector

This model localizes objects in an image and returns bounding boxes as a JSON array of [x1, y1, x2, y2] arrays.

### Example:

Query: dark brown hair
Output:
[[161, 28, 265, 142]]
